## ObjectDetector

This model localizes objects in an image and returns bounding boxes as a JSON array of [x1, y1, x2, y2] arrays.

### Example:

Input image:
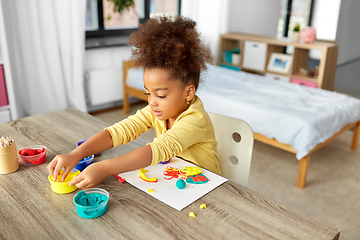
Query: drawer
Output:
[[242, 41, 267, 71], [265, 73, 290, 82], [290, 78, 318, 88]]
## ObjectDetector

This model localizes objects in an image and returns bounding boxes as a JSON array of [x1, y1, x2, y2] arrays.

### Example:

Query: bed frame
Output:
[[122, 60, 360, 188]]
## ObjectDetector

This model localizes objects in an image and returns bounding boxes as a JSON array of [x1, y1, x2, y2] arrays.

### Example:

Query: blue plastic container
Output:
[[73, 155, 94, 172], [74, 188, 109, 219]]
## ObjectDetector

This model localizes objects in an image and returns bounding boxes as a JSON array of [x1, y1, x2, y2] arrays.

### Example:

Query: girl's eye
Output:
[[144, 92, 150, 96], [157, 95, 166, 99]]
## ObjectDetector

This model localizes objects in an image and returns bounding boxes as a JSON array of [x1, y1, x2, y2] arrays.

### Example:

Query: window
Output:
[[277, 0, 314, 39], [85, 0, 181, 39]]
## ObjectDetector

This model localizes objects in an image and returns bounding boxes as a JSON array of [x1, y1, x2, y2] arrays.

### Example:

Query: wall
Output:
[[335, 0, 360, 65], [228, 0, 281, 37]]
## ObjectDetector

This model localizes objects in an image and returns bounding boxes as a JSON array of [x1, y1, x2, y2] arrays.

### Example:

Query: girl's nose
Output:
[[148, 95, 157, 106]]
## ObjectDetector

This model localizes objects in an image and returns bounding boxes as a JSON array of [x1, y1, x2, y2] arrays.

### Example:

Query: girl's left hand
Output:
[[70, 162, 108, 189]]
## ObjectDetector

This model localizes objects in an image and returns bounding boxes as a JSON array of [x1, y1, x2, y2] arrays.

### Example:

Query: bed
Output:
[[122, 60, 360, 188]]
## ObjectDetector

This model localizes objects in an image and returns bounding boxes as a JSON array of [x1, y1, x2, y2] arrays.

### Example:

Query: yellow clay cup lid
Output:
[[48, 170, 80, 194]]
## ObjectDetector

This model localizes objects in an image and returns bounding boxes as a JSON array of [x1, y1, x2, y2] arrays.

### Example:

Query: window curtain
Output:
[[2, 0, 87, 118], [181, 0, 229, 63]]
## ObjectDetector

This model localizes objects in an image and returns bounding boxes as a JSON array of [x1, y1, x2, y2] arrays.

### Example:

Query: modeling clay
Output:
[[159, 158, 171, 164], [163, 166, 183, 180], [74, 191, 108, 207], [189, 212, 195, 217], [148, 188, 155, 193], [163, 166, 209, 185], [200, 204, 206, 209], [186, 174, 209, 184], [54, 170, 80, 182], [139, 168, 158, 183], [19, 147, 45, 156], [176, 179, 186, 189], [181, 167, 202, 176]]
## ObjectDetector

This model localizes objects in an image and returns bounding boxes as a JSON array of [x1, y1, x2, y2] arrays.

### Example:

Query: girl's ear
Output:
[[185, 84, 196, 102]]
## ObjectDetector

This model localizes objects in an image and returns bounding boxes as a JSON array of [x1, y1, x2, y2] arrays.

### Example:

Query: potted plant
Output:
[[99, 0, 136, 21], [105, 0, 135, 14], [292, 23, 300, 42]]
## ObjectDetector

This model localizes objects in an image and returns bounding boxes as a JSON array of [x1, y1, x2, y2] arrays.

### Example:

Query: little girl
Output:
[[47, 15, 220, 189]]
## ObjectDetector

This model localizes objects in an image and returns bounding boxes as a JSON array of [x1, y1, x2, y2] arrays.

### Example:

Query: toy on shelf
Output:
[[300, 27, 316, 44]]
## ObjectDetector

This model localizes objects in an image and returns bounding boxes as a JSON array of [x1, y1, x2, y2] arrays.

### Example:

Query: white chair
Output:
[[208, 112, 254, 187]]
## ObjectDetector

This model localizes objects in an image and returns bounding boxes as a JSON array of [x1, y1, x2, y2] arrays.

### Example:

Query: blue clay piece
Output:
[[176, 179, 186, 189]]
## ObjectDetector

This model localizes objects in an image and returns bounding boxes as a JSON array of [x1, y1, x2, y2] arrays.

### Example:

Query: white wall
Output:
[[335, 0, 360, 65], [228, 0, 281, 37]]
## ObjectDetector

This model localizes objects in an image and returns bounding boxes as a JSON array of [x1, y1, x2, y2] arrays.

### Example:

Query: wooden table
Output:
[[0, 108, 340, 240]]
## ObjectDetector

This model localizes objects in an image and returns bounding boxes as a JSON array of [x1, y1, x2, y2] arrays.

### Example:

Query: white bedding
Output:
[[126, 65, 360, 160]]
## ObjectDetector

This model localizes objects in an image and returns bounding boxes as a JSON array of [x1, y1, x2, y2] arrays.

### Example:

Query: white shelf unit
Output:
[[0, 0, 17, 123]]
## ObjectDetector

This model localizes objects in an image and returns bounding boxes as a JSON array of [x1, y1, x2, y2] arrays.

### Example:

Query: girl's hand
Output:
[[47, 152, 80, 182], [69, 162, 108, 189]]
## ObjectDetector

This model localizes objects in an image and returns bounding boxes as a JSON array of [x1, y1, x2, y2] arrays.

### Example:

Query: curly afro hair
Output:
[[128, 15, 214, 90]]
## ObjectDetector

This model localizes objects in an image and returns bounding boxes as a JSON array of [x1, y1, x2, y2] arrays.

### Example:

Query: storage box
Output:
[[242, 41, 267, 71], [290, 78, 318, 88]]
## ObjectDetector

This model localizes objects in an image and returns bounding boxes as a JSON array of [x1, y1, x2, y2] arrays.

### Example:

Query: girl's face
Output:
[[143, 68, 195, 129]]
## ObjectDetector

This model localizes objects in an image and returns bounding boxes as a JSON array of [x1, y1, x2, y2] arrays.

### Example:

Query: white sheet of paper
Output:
[[117, 157, 228, 211]]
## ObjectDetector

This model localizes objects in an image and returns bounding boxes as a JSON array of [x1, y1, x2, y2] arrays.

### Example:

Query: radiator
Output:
[[85, 69, 123, 106]]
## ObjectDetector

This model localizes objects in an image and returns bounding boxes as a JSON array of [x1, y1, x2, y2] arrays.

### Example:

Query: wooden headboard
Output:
[[122, 60, 147, 114]]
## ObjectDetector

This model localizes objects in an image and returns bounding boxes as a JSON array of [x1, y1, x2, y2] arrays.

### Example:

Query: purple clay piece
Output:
[[159, 158, 171, 164]]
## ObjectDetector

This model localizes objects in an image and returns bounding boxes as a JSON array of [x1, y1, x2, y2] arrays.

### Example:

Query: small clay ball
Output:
[[176, 179, 186, 189]]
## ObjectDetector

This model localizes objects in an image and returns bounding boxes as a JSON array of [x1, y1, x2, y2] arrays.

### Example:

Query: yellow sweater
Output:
[[105, 96, 220, 174]]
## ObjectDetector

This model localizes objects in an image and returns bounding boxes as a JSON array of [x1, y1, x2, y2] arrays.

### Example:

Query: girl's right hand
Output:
[[47, 152, 80, 182]]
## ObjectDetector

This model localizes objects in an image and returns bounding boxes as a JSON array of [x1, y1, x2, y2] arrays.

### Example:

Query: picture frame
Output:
[[267, 53, 293, 74]]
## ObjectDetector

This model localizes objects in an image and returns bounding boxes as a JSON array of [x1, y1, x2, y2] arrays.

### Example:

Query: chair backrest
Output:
[[208, 112, 254, 187]]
